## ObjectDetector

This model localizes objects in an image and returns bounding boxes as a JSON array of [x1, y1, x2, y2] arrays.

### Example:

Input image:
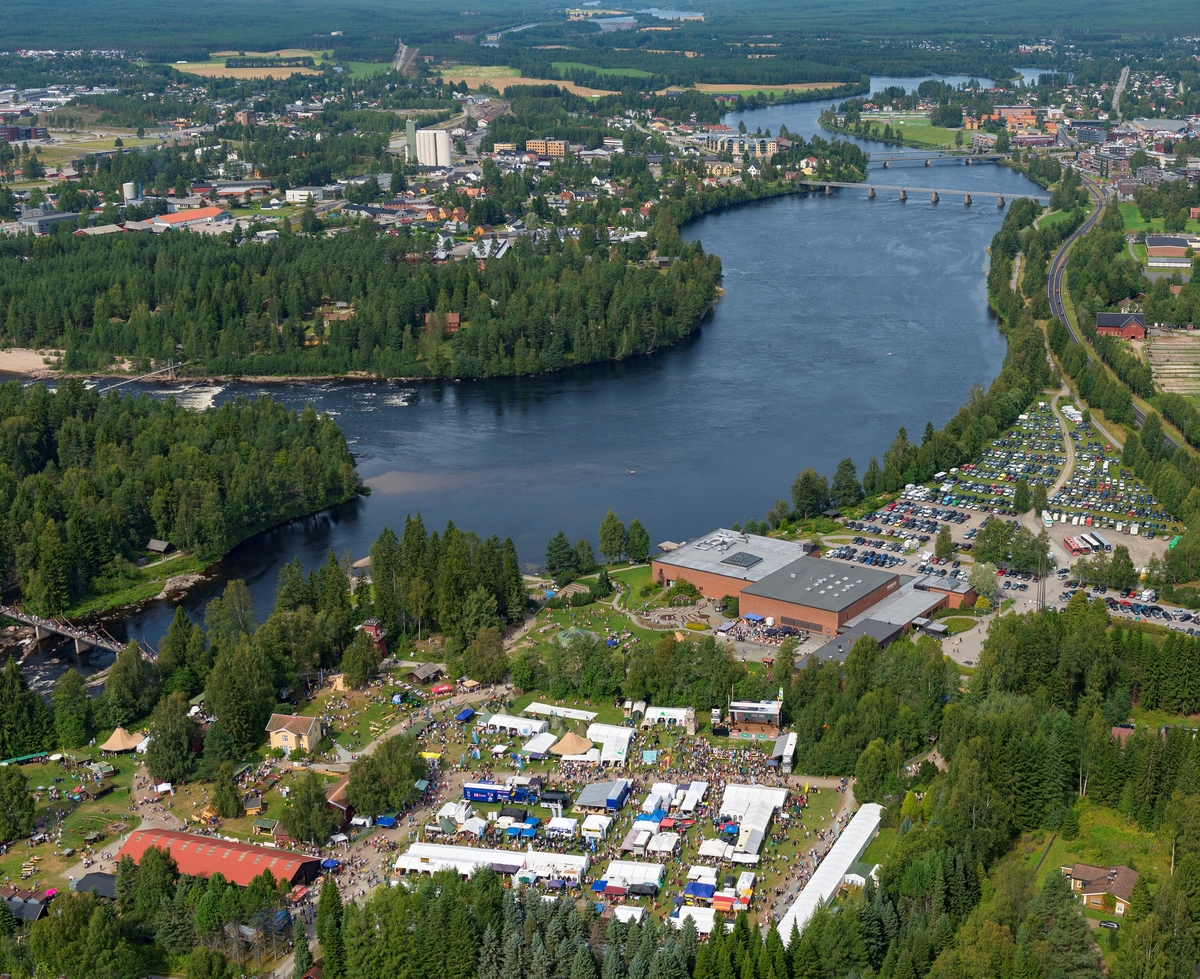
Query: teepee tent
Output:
[[99, 727, 142, 752], [550, 732, 594, 756]]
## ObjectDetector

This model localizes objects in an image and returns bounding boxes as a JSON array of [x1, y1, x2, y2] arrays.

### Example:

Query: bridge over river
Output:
[[1, 605, 152, 658], [797, 180, 1051, 205]]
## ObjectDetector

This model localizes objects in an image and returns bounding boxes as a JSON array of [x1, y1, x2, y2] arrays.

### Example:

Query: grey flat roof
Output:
[[846, 576, 946, 628], [653, 530, 810, 583], [810, 619, 905, 662], [742, 556, 898, 613]]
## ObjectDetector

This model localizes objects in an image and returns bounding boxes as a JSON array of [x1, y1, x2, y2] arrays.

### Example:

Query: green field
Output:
[[552, 61, 653, 78], [1120, 202, 1200, 235], [346, 61, 389, 79]]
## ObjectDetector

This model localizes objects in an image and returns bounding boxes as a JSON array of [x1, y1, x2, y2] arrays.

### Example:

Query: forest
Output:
[[0, 217, 721, 380], [0, 380, 358, 615]]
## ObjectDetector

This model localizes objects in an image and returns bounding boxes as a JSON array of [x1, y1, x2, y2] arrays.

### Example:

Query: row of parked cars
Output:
[[827, 545, 908, 568]]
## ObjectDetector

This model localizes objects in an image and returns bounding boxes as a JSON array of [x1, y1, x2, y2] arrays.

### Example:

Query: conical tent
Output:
[[99, 727, 142, 752], [550, 732, 593, 756]]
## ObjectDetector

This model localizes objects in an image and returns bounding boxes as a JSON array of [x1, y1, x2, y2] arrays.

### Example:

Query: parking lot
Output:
[[949, 401, 1066, 512]]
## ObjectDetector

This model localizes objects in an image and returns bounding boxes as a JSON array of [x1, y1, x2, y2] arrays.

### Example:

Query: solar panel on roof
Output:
[[721, 551, 762, 569]]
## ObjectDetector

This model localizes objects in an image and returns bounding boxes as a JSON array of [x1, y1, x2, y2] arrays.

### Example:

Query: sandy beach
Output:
[[0, 348, 61, 376]]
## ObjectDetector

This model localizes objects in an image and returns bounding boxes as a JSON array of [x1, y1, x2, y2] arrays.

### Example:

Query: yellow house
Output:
[[266, 714, 325, 754]]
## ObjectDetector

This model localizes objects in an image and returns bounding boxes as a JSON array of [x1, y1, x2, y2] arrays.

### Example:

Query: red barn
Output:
[[1095, 312, 1146, 341]]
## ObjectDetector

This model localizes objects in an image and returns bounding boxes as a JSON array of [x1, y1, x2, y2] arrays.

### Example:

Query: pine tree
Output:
[[317, 877, 345, 979], [293, 935, 314, 979], [572, 946, 599, 979]]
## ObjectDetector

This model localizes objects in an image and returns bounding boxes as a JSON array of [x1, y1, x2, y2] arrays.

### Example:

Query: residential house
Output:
[[424, 311, 462, 334], [266, 714, 325, 755], [1061, 863, 1139, 915]]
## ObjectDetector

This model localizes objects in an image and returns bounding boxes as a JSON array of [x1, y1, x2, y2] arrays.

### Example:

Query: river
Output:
[[14, 75, 1045, 689]]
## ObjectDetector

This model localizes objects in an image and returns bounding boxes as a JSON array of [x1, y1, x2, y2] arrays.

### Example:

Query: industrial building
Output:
[[416, 128, 453, 167], [19, 210, 80, 234], [116, 830, 321, 887], [740, 556, 902, 637], [651, 530, 817, 597]]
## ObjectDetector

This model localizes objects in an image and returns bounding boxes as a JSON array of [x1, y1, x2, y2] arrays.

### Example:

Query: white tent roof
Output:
[[697, 838, 734, 860], [587, 723, 634, 765], [779, 804, 883, 944], [719, 784, 788, 818], [563, 748, 601, 764], [688, 865, 719, 884], [460, 817, 487, 837], [670, 906, 732, 935], [611, 906, 646, 924], [582, 814, 613, 836], [523, 732, 558, 755], [547, 817, 579, 835], [680, 781, 709, 812], [477, 714, 548, 736], [395, 843, 589, 880], [603, 860, 665, 886], [524, 701, 598, 721], [647, 832, 680, 854]]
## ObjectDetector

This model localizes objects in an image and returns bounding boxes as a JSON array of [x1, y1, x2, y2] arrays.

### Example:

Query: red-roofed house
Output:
[[116, 829, 321, 887]]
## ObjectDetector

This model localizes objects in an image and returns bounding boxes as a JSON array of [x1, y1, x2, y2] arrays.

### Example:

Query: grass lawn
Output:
[[887, 122, 961, 148], [552, 62, 653, 78], [1039, 207, 1091, 229], [941, 617, 978, 636], [0, 746, 141, 890], [1120, 202, 1200, 235], [859, 826, 898, 867], [63, 552, 210, 619], [1129, 705, 1200, 731]]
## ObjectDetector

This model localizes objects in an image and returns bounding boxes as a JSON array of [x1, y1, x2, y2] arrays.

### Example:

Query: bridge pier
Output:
[[964, 194, 972, 205], [883, 161, 889, 168], [75, 637, 92, 655], [898, 189, 907, 201], [997, 196, 1005, 208], [867, 187, 875, 198], [931, 192, 939, 203], [824, 184, 832, 195], [965, 158, 971, 165], [34, 624, 52, 642], [925, 159, 931, 166]]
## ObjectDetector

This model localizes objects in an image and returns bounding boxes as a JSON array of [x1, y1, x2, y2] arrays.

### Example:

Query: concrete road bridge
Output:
[[797, 180, 1050, 205]]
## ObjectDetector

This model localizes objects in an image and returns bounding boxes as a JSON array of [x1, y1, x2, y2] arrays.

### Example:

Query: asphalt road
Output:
[[1044, 175, 1181, 450]]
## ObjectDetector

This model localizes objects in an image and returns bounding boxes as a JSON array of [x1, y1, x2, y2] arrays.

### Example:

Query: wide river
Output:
[[17, 75, 1047, 688]]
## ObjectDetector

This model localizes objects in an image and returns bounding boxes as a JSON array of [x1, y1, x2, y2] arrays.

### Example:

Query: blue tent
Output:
[[520, 827, 538, 838], [684, 882, 716, 899], [591, 881, 608, 893], [606, 638, 619, 647], [506, 825, 522, 837], [744, 613, 765, 623], [455, 708, 476, 722]]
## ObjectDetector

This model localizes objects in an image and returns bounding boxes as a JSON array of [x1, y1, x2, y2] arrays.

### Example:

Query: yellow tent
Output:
[[99, 727, 142, 752]]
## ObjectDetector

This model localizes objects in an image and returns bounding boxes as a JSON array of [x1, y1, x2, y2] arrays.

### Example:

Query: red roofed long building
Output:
[[117, 829, 321, 887]]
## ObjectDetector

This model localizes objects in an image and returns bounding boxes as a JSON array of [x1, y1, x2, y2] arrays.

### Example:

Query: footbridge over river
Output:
[[797, 180, 1051, 206], [1, 605, 151, 658]]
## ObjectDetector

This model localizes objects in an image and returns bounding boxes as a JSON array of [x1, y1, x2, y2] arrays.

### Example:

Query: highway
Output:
[[1045, 174, 1181, 449]]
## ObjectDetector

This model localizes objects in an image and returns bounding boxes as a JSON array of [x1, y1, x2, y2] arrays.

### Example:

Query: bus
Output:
[[1078, 533, 1102, 552], [1063, 537, 1085, 557], [1091, 532, 1112, 552]]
